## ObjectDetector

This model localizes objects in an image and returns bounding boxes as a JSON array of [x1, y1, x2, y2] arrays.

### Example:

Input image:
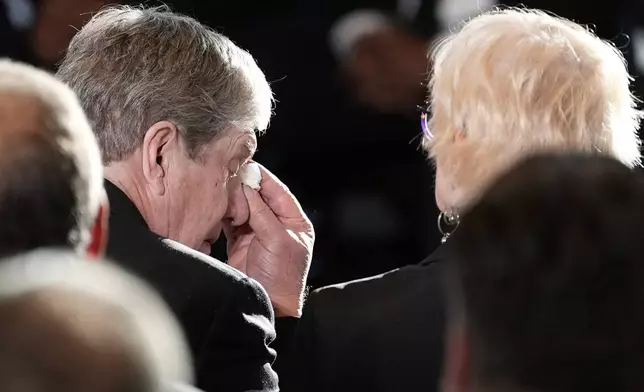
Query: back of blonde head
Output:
[[426, 8, 641, 210]]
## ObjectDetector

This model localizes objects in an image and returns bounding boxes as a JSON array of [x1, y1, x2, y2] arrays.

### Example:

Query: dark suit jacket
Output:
[[280, 245, 448, 392], [104, 181, 278, 392]]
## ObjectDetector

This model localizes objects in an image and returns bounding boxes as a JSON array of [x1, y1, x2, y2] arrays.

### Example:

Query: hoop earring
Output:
[[437, 211, 459, 243]]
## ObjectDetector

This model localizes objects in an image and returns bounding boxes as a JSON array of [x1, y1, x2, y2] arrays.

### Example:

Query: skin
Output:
[[104, 121, 256, 255], [224, 164, 314, 316], [432, 129, 467, 214], [0, 288, 156, 391], [0, 92, 107, 258], [434, 164, 451, 213], [105, 121, 314, 317]]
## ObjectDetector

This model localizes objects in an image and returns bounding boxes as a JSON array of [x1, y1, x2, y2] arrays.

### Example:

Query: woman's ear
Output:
[[141, 121, 179, 195]]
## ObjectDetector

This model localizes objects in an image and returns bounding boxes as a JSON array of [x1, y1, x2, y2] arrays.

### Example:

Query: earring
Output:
[[437, 211, 459, 243]]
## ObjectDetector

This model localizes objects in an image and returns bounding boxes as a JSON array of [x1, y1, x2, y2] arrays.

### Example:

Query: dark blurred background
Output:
[[2, 0, 642, 289]]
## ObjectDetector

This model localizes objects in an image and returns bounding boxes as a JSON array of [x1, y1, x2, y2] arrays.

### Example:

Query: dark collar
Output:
[[419, 241, 451, 267], [104, 180, 148, 227]]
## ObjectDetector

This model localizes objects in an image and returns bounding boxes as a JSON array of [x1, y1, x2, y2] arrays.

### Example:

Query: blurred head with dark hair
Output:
[[444, 154, 644, 392]]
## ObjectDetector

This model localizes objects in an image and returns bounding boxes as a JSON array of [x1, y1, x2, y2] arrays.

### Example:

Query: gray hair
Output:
[[0, 59, 103, 252], [56, 5, 273, 164], [0, 248, 193, 390]]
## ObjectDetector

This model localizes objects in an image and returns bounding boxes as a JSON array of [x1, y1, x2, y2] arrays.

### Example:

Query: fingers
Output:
[[223, 220, 255, 246], [223, 221, 252, 272], [243, 185, 285, 241], [226, 175, 250, 226], [254, 163, 307, 220], [222, 220, 237, 245]]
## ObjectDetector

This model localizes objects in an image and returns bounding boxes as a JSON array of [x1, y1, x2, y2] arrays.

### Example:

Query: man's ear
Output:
[[442, 319, 471, 392], [86, 193, 110, 259], [141, 121, 180, 195]]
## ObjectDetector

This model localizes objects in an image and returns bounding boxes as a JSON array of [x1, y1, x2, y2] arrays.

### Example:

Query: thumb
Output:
[[243, 185, 283, 240]]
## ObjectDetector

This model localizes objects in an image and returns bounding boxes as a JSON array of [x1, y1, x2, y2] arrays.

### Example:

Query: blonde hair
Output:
[[425, 8, 642, 210]]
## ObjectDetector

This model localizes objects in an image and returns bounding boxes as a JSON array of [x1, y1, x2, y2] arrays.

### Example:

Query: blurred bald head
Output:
[[0, 289, 150, 392], [0, 59, 104, 256], [0, 249, 193, 392]]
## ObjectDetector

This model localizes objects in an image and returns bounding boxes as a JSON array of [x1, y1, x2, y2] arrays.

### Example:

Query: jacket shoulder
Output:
[[310, 251, 446, 313], [160, 238, 253, 284]]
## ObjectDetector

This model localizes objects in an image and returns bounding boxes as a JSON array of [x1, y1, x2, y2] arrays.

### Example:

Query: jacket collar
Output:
[[104, 180, 147, 227]]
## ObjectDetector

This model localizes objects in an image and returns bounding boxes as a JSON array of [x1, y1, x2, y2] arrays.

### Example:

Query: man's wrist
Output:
[[272, 296, 303, 318]]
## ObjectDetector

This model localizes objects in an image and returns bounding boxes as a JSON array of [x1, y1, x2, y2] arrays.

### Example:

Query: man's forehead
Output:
[[216, 126, 257, 158]]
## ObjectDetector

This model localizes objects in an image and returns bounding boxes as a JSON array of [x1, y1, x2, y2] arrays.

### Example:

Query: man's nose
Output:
[[225, 176, 250, 226]]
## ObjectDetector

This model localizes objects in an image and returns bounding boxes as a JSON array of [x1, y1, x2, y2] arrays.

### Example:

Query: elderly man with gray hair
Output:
[[56, 5, 314, 392]]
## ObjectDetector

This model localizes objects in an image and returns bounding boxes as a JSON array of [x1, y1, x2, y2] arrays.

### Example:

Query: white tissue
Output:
[[240, 162, 262, 190]]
